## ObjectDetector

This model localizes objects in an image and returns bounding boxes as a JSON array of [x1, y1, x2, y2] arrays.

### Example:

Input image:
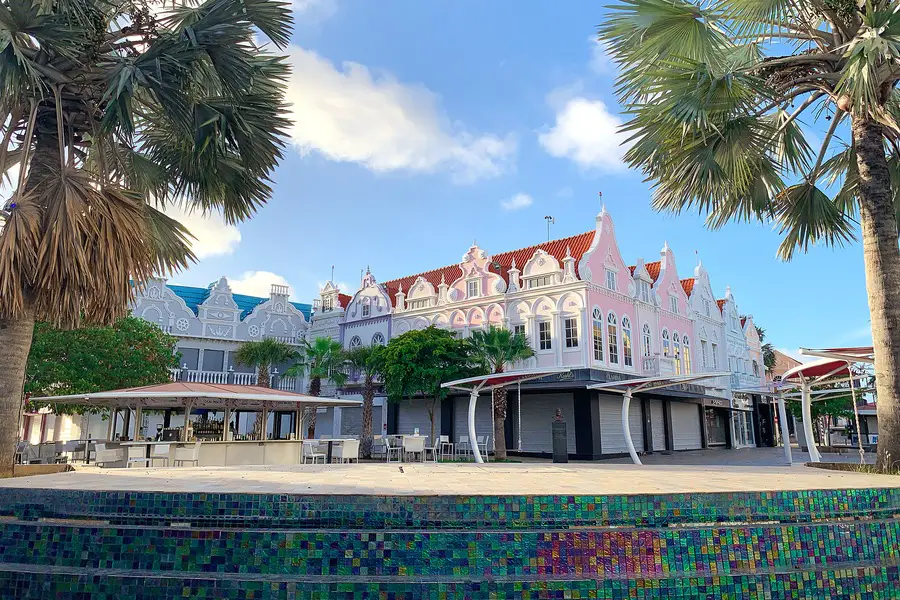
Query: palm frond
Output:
[[774, 183, 858, 260]]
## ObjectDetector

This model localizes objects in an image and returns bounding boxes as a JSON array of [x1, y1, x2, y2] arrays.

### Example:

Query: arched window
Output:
[[642, 324, 652, 357], [607, 313, 619, 364], [753, 360, 759, 377], [682, 335, 691, 374], [673, 331, 682, 375], [622, 316, 633, 367], [662, 329, 671, 357], [592, 307, 603, 362], [349, 336, 362, 348], [372, 332, 386, 346]]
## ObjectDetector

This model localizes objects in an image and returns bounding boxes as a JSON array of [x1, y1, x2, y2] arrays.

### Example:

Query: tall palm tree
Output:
[[234, 338, 298, 388], [288, 337, 346, 438], [344, 344, 383, 458], [601, 0, 900, 471], [0, 0, 291, 477], [469, 326, 534, 460], [756, 326, 777, 375]]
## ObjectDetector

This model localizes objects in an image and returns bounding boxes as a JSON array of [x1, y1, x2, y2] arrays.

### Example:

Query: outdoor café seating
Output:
[[94, 443, 126, 468], [172, 442, 201, 467], [332, 439, 360, 463], [402, 435, 426, 462], [301, 440, 326, 464]]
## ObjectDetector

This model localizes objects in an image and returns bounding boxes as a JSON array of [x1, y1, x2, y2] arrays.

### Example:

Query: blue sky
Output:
[[162, 0, 871, 359]]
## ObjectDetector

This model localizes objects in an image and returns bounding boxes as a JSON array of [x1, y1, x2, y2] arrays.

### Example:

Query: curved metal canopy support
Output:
[[622, 389, 642, 466], [468, 387, 484, 464], [799, 380, 821, 463]]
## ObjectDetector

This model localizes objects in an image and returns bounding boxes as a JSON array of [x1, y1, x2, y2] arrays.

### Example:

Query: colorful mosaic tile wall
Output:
[[0, 487, 898, 599]]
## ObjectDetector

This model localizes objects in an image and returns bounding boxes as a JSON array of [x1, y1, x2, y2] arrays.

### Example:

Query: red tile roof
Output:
[[740, 316, 747, 328], [338, 293, 352, 309], [628, 265, 636, 276], [680, 279, 695, 297], [383, 231, 596, 306], [716, 299, 726, 313], [645, 261, 661, 282]]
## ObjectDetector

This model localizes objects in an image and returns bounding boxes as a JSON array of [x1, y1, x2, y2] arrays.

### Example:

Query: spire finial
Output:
[[511, 257, 517, 269], [441, 273, 446, 284], [565, 245, 572, 258], [598, 191, 606, 215]]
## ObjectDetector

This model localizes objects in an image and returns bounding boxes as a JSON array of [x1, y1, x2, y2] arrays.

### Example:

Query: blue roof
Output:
[[167, 284, 312, 321]]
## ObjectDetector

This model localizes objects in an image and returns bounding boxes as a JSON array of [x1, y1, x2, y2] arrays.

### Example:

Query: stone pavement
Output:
[[1, 461, 898, 496]]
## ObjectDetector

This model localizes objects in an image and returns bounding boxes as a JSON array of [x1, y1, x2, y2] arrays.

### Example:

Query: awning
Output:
[[441, 367, 572, 392], [799, 346, 875, 364], [781, 357, 852, 382]]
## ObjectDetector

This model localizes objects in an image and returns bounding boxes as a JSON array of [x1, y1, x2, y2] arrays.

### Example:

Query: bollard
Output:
[[551, 409, 568, 463]]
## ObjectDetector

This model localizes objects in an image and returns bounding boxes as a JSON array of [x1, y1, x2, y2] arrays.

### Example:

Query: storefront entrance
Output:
[[704, 407, 730, 447], [732, 410, 756, 448]]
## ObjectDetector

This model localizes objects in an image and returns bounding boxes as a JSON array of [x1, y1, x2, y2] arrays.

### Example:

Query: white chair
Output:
[[149, 443, 171, 467], [384, 436, 403, 462], [172, 442, 201, 467], [302, 440, 325, 464], [403, 436, 426, 463], [424, 436, 441, 462], [333, 439, 359, 463], [439, 435, 453, 461], [127, 446, 151, 468], [95, 443, 126, 468], [477, 435, 490, 462], [14, 442, 27, 465], [371, 436, 385, 459], [456, 436, 471, 460]]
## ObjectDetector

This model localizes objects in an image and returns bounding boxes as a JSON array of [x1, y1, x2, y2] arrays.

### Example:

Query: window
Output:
[[753, 360, 759, 377], [513, 324, 526, 338], [669, 296, 678, 313], [639, 281, 650, 303], [322, 296, 333, 311], [642, 324, 652, 357], [622, 317, 633, 367], [564, 318, 578, 348], [673, 331, 682, 375], [703, 299, 711, 317], [682, 335, 691, 374], [592, 308, 603, 361], [362, 301, 370, 317], [406, 298, 429, 310], [538, 321, 552, 350], [467, 280, 480, 299], [372, 332, 385, 346], [662, 329, 671, 357], [605, 270, 617, 292], [526, 275, 554, 289], [607, 313, 619, 364], [349, 336, 362, 348], [701, 340, 709, 368], [711, 343, 719, 369]]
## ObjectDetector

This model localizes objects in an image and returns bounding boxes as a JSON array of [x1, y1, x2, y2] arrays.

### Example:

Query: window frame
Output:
[[467, 279, 480, 299], [348, 336, 362, 349], [622, 316, 633, 367], [564, 317, 579, 348], [538, 320, 552, 351], [371, 333, 386, 346], [642, 323, 652, 357], [682, 335, 691, 374], [592, 307, 604, 361], [605, 269, 617, 292], [607, 312, 619, 364]]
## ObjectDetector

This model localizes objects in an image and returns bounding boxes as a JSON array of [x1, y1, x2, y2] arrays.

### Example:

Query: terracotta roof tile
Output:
[[338, 293, 352, 309], [740, 316, 747, 328], [628, 265, 636, 276], [716, 299, 726, 313], [645, 261, 661, 282], [680, 279, 695, 297], [383, 231, 596, 307]]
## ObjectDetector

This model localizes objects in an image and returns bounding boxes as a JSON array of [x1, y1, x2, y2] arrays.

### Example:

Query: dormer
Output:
[[690, 259, 722, 322], [577, 204, 631, 293], [268, 283, 290, 314], [630, 259, 654, 305], [346, 267, 393, 321], [449, 241, 506, 301], [405, 276, 437, 311], [521, 249, 561, 289], [199, 277, 240, 323], [655, 242, 688, 316], [319, 281, 341, 313]]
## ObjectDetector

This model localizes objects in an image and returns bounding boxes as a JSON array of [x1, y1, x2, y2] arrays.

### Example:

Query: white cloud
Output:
[[293, 0, 337, 20], [231, 271, 298, 300], [539, 96, 628, 172], [285, 46, 516, 183], [501, 193, 533, 211], [0, 163, 19, 203], [162, 204, 241, 259], [589, 37, 615, 75]]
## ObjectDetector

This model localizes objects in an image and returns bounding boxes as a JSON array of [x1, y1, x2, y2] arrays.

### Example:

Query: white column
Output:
[[622, 389, 642, 465], [552, 311, 562, 365], [800, 381, 820, 462], [469, 389, 484, 463], [776, 393, 792, 465], [517, 382, 522, 452]]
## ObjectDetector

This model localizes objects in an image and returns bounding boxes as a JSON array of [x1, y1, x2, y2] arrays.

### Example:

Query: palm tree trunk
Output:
[[0, 307, 35, 477], [492, 386, 508, 460], [852, 117, 900, 471], [257, 365, 270, 388], [360, 376, 374, 459], [306, 376, 321, 438]]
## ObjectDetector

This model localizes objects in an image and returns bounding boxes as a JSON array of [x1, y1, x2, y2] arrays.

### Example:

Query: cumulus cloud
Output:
[[501, 193, 533, 211], [293, 0, 337, 19], [539, 97, 628, 172], [163, 204, 242, 259], [589, 37, 615, 75], [231, 271, 298, 300], [285, 46, 516, 183]]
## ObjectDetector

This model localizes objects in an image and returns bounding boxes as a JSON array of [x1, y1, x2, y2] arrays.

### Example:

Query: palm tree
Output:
[[0, 0, 291, 477], [601, 0, 900, 471], [344, 345, 384, 458], [288, 337, 347, 438], [469, 326, 534, 460], [234, 338, 298, 388], [756, 326, 777, 375]]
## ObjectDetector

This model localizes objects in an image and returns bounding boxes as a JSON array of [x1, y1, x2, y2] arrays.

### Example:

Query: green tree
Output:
[[379, 327, 482, 442], [756, 326, 777, 374], [600, 0, 900, 470], [287, 337, 346, 438], [0, 0, 291, 478], [468, 326, 534, 460], [234, 338, 299, 389], [25, 315, 178, 414], [344, 344, 384, 458]]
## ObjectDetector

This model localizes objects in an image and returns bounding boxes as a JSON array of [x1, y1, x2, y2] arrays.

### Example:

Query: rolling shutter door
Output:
[[649, 399, 666, 451], [599, 394, 644, 454], [397, 398, 441, 438], [518, 393, 576, 454], [453, 395, 493, 447], [671, 402, 702, 450]]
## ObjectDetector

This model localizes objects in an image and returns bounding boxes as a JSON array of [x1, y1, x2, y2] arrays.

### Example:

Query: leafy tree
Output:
[[344, 344, 384, 458], [600, 0, 900, 470], [0, 0, 291, 478], [287, 337, 346, 438], [378, 327, 483, 442], [468, 326, 534, 460], [25, 315, 178, 414], [756, 326, 777, 374], [234, 338, 298, 388]]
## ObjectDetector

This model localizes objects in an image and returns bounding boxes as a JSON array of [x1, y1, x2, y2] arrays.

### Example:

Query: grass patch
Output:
[[806, 462, 900, 476]]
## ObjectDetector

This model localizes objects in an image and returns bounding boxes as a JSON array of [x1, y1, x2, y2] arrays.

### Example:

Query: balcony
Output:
[[168, 369, 297, 390], [640, 355, 676, 377]]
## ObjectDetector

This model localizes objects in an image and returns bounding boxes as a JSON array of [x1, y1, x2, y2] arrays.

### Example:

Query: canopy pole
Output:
[[295, 409, 302, 439], [107, 408, 115, 441], [134, 406, 143, 440], [469, 388, 483, 464], [847, 363, 865, 464], [622, 389, 642, 466], [223, 408, 231, 441], [800, 381, 820, 462], [516, 381, 522, 452], [182, 401, 193, 442], [776, 391, 792, 466]]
